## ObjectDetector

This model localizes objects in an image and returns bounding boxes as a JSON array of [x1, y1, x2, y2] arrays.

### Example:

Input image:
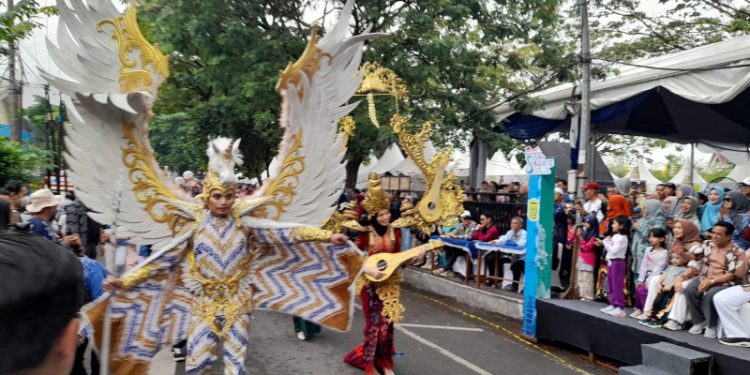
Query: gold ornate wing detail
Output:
[[390, 114, 464, 234], [42, 1, 198, 246], [251, 0, 381, 226]]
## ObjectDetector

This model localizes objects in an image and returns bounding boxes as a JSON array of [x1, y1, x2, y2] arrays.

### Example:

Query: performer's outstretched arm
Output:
[[104, 240, 190, 291]]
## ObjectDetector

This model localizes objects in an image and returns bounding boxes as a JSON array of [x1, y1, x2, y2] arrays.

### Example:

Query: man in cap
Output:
[[25, 189, 64, 243], [740, 177, 750, 200], [583, 182, 604, 222], [0, 231, 85, 375]]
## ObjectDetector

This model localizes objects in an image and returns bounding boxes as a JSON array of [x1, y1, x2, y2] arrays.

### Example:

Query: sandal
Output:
[[432, 268, 445, 275]]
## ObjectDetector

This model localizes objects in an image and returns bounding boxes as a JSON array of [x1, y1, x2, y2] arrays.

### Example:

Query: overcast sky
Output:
[[9, 0, 715, 165]]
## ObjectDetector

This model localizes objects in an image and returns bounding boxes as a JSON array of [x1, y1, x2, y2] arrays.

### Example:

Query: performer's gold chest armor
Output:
[[184, 217, 255, 318]]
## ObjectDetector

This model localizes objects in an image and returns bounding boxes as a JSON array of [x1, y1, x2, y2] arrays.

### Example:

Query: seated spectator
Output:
[[720, 191, 749, 250], [631, 228, 670, 319], [713, 269, 750, 347], [740, 177, 750, 200], [675, 196, 701, 229], [639, 251, 691, 328], [0, 231, 85, 375], [484, 217, 526, 290], [675, 184, 695, 199], [432, 211, 477, 276], [700, 187, 725, 237], [664, 222, 748, 336]]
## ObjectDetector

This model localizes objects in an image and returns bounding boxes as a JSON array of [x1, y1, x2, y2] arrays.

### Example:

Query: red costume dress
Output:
[[344, 227, 403, 375]]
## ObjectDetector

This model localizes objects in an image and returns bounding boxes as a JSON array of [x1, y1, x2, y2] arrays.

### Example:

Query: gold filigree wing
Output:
[[42, 1, 196, 246], [252, 0, 382, 225]]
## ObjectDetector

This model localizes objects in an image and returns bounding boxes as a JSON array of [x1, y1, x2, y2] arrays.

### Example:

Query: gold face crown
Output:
[[198, 171, 238, 201], [361, 173, 391, 216]]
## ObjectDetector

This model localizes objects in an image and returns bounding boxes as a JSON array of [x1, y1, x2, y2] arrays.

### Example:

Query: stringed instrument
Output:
[[363, 239, 444, 282], [417, 166, 445, 223]]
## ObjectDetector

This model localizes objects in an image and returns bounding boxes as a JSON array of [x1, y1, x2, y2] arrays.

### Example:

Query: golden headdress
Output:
[[361, 173, 391, 216], [197, 171, 238, 201]]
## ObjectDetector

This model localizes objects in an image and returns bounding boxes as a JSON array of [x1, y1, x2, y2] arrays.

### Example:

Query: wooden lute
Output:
[[363, 239, 444, 282]]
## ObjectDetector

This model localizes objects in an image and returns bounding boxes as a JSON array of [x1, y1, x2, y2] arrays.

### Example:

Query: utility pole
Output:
[[44, 84, 53, 188], [576, 0, 594, 195], [7, 0, 22, 142], [57, 98, 67, 194]]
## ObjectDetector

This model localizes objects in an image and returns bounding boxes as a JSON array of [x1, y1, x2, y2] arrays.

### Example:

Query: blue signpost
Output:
[[522, 147, 556, 337]]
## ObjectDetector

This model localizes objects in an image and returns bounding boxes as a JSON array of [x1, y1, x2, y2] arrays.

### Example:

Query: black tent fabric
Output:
[[538, 142, 612, 181]]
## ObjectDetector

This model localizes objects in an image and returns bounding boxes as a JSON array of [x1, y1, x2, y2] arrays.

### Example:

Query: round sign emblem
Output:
[[528, 198, 540, 222]]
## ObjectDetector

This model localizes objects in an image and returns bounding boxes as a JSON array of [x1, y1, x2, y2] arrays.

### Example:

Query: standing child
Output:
[[597, 215, 631, 317], [576, 215, 599, 300], [631, 228, 669, 319]]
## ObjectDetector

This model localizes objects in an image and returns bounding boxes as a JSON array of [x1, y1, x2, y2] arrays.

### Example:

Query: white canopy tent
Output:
[[449, 149, 471, 177], [485, 150, 525, 181], [669, 161, 707, 187], [727, 163, 750, 183], [628, 161, 663, 192], [494, 34, 750, 153], [369, 143, 405, 174]]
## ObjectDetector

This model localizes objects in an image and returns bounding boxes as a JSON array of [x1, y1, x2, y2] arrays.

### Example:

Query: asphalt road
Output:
[[149, 287, 612, 375]]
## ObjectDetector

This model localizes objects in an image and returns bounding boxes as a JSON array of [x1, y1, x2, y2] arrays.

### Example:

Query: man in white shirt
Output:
[[485, 217, 527, 291]]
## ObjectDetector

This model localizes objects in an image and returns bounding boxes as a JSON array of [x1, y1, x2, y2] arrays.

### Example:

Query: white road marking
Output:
[[396, 323, 484, 332], [395, 325, 494, 375], [354, 304, 492, 375]]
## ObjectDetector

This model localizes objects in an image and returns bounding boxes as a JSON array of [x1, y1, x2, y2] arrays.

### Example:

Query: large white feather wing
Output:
[[40, 0, 194, 247], [252, 0, 381, 225]]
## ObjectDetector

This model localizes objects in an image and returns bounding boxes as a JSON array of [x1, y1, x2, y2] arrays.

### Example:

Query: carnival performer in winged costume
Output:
[[40, 0, 380, 374]]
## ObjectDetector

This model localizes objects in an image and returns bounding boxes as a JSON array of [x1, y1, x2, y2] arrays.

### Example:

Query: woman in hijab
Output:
[[599, 194, 633, 234], [674, 196, 700, 228], [632, 199, 666, 276], [662, 196, 679, 218], [675, 184, 695, 199], [670, 219, 703, 259], [615, 178, 636, 208], [699, 186, 725, 237], [720, 191, 750, 249]]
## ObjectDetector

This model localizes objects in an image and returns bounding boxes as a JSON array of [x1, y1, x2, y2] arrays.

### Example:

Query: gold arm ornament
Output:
[[120, 265, 153, 290], [291, 227, 334, 242]]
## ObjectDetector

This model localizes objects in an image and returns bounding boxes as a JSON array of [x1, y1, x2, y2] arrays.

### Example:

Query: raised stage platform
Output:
[[536, 299, 750, 375]]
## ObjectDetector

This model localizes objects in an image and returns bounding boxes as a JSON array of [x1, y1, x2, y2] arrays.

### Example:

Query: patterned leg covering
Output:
[[185, 316, 220, 375], [222, 315, 252, 375]]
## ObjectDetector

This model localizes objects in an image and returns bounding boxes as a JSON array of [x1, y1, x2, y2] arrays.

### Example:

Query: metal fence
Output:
[[463, 199, 526, 234]]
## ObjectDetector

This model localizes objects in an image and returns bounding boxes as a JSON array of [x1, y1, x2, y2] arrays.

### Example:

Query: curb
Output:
[[401, 268, 524, 320]]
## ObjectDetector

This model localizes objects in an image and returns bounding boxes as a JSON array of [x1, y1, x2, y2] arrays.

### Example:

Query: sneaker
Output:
[[635, 313, 650, 321], [629, 309, 643, 318], [689, 321, 707, 335], [640, 319, 662, 329], [704, 327, 717, 339], [608, 307, 626, 317], [296, 331, 307, 341], [432, 268, 445, 276], [662, 320, 682, 331], [719, 337, 750, 347], [171, 346, 186, 362], [600, 305, 615, 314]]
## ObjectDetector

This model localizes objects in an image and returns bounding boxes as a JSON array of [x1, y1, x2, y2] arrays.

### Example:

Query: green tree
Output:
[[0, 139, 49, 185], [0, 0, 56, 56], [138, 0, 572, 186], [342, 0, 574, 185], [589, 0, 750, 62]]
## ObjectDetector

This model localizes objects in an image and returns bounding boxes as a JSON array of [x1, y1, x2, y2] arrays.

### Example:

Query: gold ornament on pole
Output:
[[355, 61, 408, 128]]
